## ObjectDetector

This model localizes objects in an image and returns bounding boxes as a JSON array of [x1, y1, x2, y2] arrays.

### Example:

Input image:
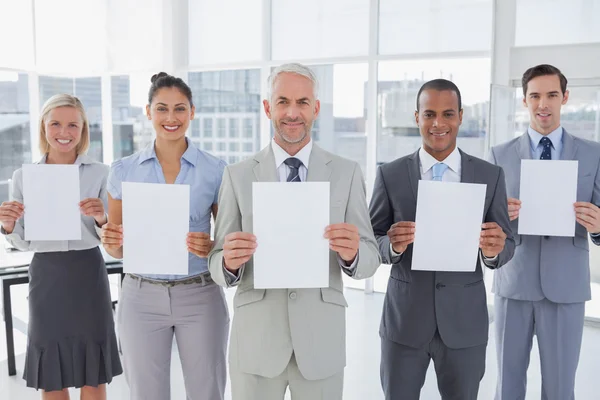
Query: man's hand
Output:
[[480, 222, 506, 258], [508, 198, 521, 221], [574, 202, 600, 234], [223, 232, 257, 272], [325, 223, 360, 264], [387, 221, 415, 254]]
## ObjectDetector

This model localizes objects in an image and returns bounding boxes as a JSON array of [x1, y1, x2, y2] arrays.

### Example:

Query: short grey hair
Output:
[[267, 63, 319, 100]]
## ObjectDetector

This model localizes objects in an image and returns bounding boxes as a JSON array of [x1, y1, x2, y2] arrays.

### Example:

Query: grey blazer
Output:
[[369, 149, 515, 349], [208, 144, 381, 380], [489, 130, 600, 304]]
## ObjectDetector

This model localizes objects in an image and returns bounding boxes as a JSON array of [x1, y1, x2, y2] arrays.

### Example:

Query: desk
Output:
[[1, 251, 123, 377]]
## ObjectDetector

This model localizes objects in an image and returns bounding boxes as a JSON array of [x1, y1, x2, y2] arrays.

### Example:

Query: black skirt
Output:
[[23, 247, 123, 391]]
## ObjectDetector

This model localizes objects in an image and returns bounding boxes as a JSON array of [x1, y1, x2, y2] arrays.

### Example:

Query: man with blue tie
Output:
[[370, 79, 515, 399], [489, 64, 600, 400]]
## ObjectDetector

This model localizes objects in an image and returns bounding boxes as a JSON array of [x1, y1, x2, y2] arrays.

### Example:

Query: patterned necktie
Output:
[[432, 162, 449, 182], [540, 136, 552, 160], [284, 157, 303, 182]]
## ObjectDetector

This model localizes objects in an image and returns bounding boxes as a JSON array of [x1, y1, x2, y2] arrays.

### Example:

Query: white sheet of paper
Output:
[[518, 160, 578, 237], [122, 182, 190, 275], [22, 164, 81, 241], [412, 180, 487, 272], [253, 182, 330, 289]]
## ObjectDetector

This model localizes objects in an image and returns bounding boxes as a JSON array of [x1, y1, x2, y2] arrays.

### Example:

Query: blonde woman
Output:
[[0, 94, 122, 400]]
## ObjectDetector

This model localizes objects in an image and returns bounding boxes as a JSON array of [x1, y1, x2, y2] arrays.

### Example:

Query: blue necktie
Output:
[[432, 162, 449, 182], [284, 157, 303, 182], [540, 137, 552, 160]]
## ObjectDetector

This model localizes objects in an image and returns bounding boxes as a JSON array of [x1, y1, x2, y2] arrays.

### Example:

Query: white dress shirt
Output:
[[390, 147, 498, 266]]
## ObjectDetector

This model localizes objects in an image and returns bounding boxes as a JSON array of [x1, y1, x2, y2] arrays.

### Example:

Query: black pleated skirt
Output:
[[23, 247, 123, 391]]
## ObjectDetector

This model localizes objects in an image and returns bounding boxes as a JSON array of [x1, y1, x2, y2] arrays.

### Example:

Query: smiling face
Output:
[[415, 89, 463, 161], [44, 106, 84, 155], [523, 74, 569, 135], [146, 87, 195, 142], [263, 72, 320, 149]]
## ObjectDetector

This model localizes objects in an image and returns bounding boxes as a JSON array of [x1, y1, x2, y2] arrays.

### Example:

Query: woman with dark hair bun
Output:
[[101, 72, 229, 400]]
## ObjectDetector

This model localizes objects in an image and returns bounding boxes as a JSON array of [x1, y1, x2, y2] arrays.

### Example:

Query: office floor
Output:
[[1, 284, 599, 399]]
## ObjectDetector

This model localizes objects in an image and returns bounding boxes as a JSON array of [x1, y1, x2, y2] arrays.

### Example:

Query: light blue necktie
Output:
[[432, 162, 449, 182]]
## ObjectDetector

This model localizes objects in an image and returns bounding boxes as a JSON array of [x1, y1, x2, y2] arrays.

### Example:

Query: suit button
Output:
[[436, 283, 445, 290], [289, 292, 297, 300]]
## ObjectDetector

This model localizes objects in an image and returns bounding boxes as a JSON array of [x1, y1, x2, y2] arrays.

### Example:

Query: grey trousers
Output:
[[230, 353, 343, 400], [494, 295, 585, 400], [117, 274, 230, 400], [380, 332, 486, 400]]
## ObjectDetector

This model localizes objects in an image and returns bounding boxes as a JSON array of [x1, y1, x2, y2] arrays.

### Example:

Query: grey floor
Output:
[[1, 284, 599, 399]]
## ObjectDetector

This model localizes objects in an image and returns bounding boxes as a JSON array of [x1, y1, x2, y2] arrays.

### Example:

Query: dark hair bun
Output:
[[150, 72, 169, 84]]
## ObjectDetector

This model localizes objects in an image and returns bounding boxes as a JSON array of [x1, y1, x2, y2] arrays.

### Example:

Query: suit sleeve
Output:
[[342, 163, 381, 279], [590, 156, 600, 246], [208, 166, 246, 287], [369, 165, 401, 265], [1, 169, 31, 251], [485, 167, 515, 269]]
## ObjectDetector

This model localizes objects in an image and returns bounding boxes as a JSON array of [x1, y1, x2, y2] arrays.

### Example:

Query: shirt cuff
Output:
[[223, 259, 242, 285], [338, 252, 358, 272], [93, 214, 107, 238], [591, 232, 600, 238], [480, 252, 499, 267]]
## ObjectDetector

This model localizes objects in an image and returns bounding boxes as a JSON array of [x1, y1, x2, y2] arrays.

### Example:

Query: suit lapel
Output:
[[516, 132, 532, 161], [407, 150, 420, 202], [252, 145, 279, 182], [306, 144, 332, 182], [459, 149, 474, 183], [560, 129, 579, 161]]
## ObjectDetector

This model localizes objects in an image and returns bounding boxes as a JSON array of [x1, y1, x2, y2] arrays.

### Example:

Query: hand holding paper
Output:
[[387, 221, 416, 254], [0, 201, 24, 233], [223, 232, 257, 272], [324, 223, 359, 264], [574, 202, 600, 234], [479, 222, 506, 258], [507, 198, 521, 221]]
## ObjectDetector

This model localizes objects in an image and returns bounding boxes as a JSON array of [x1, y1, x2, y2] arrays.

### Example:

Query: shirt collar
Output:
[[527, 125, 563, 150], [418, 146, 461, 175], [271, 139, 313, 170], [138, 137, 198, 166], [38, 153, 96, 165]]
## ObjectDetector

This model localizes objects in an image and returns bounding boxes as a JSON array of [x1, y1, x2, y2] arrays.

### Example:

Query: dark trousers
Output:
[[380, 331, 486, 400]]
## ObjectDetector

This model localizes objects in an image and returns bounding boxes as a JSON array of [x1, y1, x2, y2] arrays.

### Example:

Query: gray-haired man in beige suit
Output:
[[208, 63, 381, 400]]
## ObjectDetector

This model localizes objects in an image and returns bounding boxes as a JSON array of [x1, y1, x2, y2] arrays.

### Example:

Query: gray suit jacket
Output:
[[208, 144, 381, 380], [489, 130, 600, 303], [369, 149, 514, 349]]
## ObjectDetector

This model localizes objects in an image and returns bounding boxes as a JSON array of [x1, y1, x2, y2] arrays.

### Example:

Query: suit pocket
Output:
[[573, 236, 589, 250], [321, 287, 348, 307], [234, 289, 266, 308], [464, 279, 484, 288]]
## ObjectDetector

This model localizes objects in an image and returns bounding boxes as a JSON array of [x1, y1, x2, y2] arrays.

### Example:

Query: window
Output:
[[229, 118, 239, 138], [515, 0, 600, 46], [272, 0, 369, 60], [203, 118, 213, 138], [0, 72, 30, 203], [309, 63, 369, 177], [188, 70, 261, 163], [379, 0, 493, 54], [202, 142, 213, 152], [188, 0, 262, 65], [243, 142, 253, 152]]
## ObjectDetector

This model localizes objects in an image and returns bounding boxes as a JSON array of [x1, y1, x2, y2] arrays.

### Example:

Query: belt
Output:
[[127, 273, 213, 287]]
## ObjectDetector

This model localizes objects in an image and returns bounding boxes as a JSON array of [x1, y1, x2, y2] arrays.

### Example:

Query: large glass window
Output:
[[0, 72, 30, 204], [111, 73, 156, 159], [515, 0, 600, 46], [188, 70, 261, 162], [379, 0, 493, 55], [374, 58, 491, 292], [272, 0, 370, 60], [188, 0, 262, 65]]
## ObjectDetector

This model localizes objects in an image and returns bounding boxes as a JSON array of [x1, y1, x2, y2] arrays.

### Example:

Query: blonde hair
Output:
[[38, 94, 90, 155]]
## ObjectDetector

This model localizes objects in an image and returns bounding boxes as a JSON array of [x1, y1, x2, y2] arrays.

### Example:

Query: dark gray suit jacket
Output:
[[489, 130, 600, 304], [370, 149, 515, 350]]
